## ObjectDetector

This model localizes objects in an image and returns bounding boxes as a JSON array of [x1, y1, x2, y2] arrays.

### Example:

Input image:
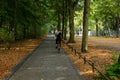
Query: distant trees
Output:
[[90, 0, 120, 37], [0, 0, 50, 41], [50, 0, 79, 43]]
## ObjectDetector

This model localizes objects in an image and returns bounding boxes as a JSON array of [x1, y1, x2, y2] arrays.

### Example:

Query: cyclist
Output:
[[56, 32, 62, 49]]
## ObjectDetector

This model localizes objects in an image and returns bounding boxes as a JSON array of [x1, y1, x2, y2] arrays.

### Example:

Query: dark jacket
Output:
[[56, 32, 62, 42]]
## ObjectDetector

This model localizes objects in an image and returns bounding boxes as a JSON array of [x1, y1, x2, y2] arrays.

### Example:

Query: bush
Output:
[[106, 63, 120, 80], [0, 28, 14, 49], [112, 52, 119, 63], [97, 63, 120, 80], [97, 52, 120, 80]]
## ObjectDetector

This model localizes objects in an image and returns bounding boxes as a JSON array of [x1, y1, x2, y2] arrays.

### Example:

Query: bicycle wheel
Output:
[[57, 43, 60, 53]]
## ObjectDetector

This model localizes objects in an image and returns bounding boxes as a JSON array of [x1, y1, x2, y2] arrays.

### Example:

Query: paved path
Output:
[[6, 35, 84, 80]]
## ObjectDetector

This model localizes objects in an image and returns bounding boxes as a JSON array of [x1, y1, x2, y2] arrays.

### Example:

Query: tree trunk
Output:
[[81, 0, 90, 53], [13, 0, 17, 40], [118, 54, 120, 63], [96, 19, 99, 36], [64, 27, 67, 40], [68, 6, 75, 43], [0, 16, 3, 28], [23, 25, 26, 39], [115, 16, 119, 38], [67, 0, 79, 43], [32, 21, 37, 38], [57, 12, 61, 31], [62, 0, 65, 39], [63, 0, 68, 40]]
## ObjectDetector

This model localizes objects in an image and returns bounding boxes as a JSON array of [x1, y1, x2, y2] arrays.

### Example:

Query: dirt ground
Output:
[[62, 36, 120, 80]]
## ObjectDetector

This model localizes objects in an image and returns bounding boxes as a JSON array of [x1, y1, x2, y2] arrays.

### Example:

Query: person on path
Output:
[[55, 31, 62, 48]]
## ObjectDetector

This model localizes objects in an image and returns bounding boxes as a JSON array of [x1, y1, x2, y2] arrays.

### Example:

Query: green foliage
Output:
[[105, 63, 120, 80], [97, 52, 120, 80], [0, 28, 14, 49], [97, 62, 120, 80], [0, 28, 14, 42], [112, 52, 119, 63]]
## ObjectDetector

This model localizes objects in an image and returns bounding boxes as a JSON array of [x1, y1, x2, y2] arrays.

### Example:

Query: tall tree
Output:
[[61, 0, 68, 40], [68, 0, 79, 43], [50, 0, 63, 31], [57, 11, 61, 31], [63, 0, 69, 40], [81, 0, 90, 52], [61, 0, 65, 38], [96, 19, 99, 36], [90, 0, 100, 36]]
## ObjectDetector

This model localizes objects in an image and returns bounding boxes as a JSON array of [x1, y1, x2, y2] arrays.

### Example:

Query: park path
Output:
[[5, 35, 84, 80]]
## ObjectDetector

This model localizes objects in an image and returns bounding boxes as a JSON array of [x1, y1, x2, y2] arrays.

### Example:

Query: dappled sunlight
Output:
[[56, 66, 68, 71], [98, 53, 108, 56], [80, 70, 93, 75], [55, 77, 65, 80], [74, 59, 81, 64]]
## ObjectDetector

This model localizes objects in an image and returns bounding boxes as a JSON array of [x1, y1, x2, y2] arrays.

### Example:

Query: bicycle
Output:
[[56, 41, 61, 53], [55, 32, 62, 53]]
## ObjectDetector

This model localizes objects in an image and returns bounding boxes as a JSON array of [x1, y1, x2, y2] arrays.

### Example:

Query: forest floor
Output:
[[0, 36, 120, 80], [62, 36, 120, 80]]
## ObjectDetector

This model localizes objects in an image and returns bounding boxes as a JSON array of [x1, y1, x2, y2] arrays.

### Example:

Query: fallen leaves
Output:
[[0, 37, 44, 79]]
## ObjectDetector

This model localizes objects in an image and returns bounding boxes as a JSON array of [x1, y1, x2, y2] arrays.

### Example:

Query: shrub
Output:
[[0, 28, 14, 49], [97, 52, 120, 80], [112, 52, 119, 63], [105, 63, 120, 80]]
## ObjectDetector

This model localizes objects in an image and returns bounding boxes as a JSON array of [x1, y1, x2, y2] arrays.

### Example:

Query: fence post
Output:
[[92, 63, 95, 72], [78, 53, 81, 59], [72, 47, 74, 51], [84, 57, 86, 64], [68, 45, 71, 49], [74, 49, 76, 55]]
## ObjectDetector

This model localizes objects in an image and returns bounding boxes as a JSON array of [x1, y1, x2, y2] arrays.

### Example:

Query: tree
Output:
[[95, 0, 120, 37], [61, 0, 65, 38], [81, 0, 90, 52], [63, 0, 69, 40], [61, 0, 68, 40], [90, 0, 100, 36], [67, 0, 79, 43]]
